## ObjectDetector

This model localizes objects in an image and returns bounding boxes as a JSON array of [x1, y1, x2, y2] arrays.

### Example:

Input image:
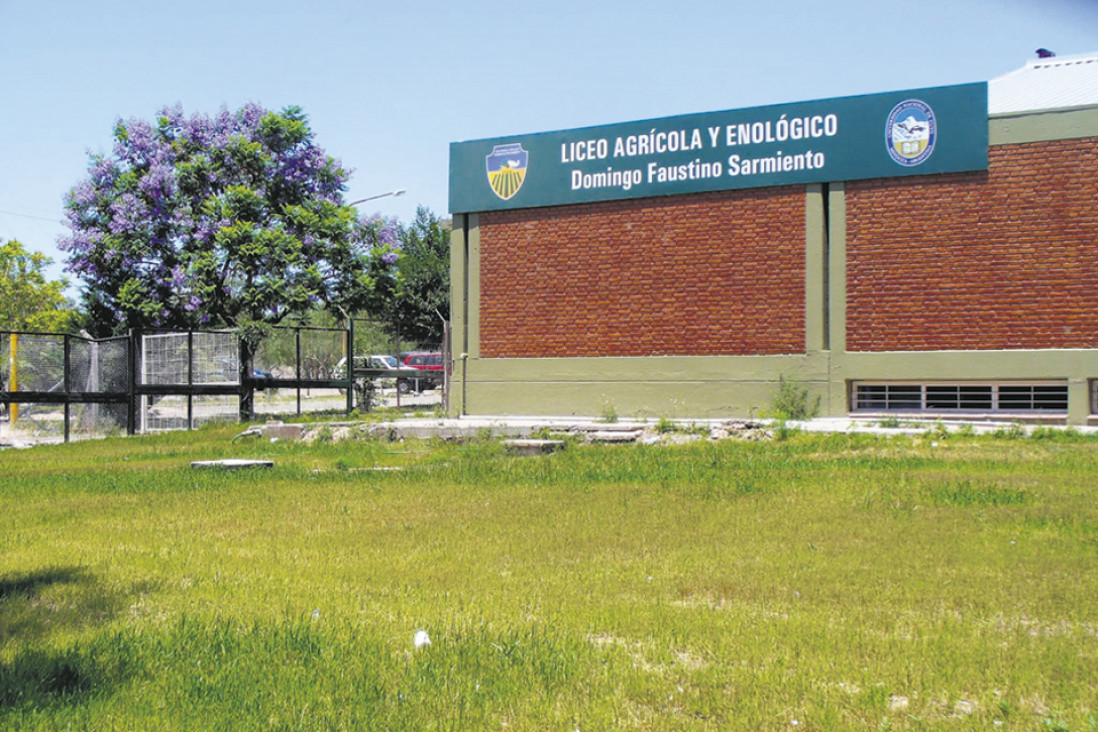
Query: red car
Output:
[[398, 352, 444, 393]]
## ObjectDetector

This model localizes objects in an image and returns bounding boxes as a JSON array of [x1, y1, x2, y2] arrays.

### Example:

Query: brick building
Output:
[[448, 54, 1098, 424]]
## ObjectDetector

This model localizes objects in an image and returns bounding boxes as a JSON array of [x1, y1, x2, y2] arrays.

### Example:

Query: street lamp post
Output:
[[344, 187, 406, 411], [348, 189, 405, 207]]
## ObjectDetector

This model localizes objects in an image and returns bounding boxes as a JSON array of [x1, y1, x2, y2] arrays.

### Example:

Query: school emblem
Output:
[[885, 99, 936, 167], [486, 143, 528, 200]]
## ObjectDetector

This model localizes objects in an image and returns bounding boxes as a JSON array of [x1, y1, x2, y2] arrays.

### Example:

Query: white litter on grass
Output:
[[955, 700, 976, 716], [190, 459, 273, 469], [414, 630, 431, 649]]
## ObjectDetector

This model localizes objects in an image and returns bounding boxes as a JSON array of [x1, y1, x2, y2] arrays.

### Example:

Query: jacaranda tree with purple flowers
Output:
[[59, 103, 399, 338]]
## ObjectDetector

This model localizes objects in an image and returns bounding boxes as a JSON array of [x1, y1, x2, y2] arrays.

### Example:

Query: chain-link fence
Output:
[[350, 318, 448, 410], [2, 321, 450, 443], [72, 337, 130, 393], [3, 332, 63, 393], [1, 331, 131, 443], [252, 326, 348, 416]]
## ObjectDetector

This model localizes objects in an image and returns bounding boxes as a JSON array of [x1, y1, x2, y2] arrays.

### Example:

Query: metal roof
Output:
[[989, 51, 1098, 114]]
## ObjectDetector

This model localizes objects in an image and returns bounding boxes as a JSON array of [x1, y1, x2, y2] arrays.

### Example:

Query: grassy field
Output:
[[0, 424, 1096, 730]]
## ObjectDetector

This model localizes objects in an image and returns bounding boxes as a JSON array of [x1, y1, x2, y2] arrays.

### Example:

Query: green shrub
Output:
[[769, 375, 820, 421], [991, 422, 1026, 439]]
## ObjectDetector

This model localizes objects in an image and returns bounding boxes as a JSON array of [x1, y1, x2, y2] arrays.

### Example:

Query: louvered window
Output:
[[853, 382, 1068, 414]]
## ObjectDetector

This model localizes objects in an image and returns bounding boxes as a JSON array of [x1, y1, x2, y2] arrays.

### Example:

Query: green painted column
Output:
[[1068, 377, 1091, 426], [803, 184, 827, 354], [449, 214, 468, 416], [825, 182, 847, 417], [449, 213, 481, 416], [466, 214, 481, 360]]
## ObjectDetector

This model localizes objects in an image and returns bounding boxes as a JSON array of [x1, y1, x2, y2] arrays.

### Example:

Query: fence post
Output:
[[126, 330, 137, 435], [63, 334, 71, 443], [296, 327, 302, 416], [395, 324, 402, 408], [187, 330, 194, 430], [346, 318, 355, 414], [8, 333, 17, 424]]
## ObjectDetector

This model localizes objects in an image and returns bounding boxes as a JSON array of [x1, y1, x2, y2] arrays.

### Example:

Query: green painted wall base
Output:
[[449, 349, 1098, 424], [453, 353, 830, 420]]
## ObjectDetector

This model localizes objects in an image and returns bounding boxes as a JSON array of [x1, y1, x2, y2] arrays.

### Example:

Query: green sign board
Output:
[[449, 83, 987, 213]]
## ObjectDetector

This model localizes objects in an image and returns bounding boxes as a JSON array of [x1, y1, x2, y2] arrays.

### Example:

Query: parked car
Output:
[[369, 354, 398, 370], [336, 355, 415, 391], [336, 354, 408, 374], [398, 352, 444, 394]]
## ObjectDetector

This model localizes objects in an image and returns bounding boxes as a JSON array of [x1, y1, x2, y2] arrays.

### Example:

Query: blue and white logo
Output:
[[886, 99, 936, 167]]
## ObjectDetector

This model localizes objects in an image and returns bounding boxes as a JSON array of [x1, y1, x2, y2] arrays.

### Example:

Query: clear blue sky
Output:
[[1, 0, 1095, 284]]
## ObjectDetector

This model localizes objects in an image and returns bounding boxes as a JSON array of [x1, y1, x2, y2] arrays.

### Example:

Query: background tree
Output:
[[58, 103, 398, 338], [388, 207, 450, 347], [0, 239, 74, 332]]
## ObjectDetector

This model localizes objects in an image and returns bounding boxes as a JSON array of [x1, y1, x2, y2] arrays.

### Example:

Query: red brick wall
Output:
[[478, 189, 806, 358], [846, 138, 1098, 352]]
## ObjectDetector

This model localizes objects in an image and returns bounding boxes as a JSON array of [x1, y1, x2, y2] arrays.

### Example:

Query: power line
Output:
[[0, 208, 64, 224]]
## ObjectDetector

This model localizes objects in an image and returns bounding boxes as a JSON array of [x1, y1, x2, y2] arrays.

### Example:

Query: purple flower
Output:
[[91, 156, 118, 185], [239, 102, 266, 131], [380, 222, 398, 246], [108, 193, 147, 234], [158, 103, 185, 128], [69, 181, 96, 206], [185, 113, 214, 146], [139, 162, 176, 200], [117, 119, 157, 163]]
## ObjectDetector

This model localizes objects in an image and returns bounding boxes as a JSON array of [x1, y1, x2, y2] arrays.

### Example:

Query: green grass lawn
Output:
[[1, 425, 1096, 730]]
